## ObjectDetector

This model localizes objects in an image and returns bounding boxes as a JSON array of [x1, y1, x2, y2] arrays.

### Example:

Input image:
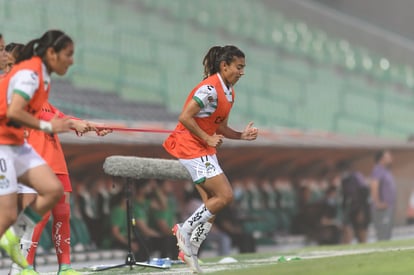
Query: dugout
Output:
[[60, 125, 414, 226]]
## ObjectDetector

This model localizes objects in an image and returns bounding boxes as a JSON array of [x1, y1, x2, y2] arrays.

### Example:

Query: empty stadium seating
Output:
[[1, 0, 414, 139]]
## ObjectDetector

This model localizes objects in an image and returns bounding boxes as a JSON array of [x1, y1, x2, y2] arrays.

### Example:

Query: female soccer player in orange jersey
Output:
[[4, 40, 111, 275], [11, 102, 110, 275], [163, 45, 258, 273], [0, 30, 74, 274]]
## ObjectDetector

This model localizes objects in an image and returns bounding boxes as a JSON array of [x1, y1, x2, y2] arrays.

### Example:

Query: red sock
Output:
[[26, 211, 51, 265], [52, 195, 72, 265]]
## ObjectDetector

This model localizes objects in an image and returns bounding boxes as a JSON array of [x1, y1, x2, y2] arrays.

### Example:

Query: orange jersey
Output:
[[26, 102, 68, 174], [163, 73, 234, 159], [0, 57, 50, 145]]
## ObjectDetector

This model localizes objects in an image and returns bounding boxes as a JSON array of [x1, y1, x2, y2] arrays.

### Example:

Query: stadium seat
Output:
[[3, 0, 414, 138]]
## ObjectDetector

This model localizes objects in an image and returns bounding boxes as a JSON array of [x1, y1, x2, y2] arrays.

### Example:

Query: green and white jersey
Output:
[[193, 74, 233, 118], [7, 63, 50, 104]]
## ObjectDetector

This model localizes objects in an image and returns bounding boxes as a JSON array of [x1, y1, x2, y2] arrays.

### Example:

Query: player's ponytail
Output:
[[202, 46, 223, 79], [202, 45, 245, 80], [16, 30, 73, 64], [16, 38, 40, 63]]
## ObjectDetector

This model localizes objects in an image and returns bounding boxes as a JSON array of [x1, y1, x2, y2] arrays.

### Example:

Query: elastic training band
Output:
[[95, 126, 180, 133]]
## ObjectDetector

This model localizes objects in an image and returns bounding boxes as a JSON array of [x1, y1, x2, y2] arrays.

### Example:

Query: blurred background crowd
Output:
[[33, 148, 404, 260]]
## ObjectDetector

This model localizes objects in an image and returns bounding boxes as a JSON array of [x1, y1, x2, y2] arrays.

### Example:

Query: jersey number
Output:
[[0, 158, 7, 173]]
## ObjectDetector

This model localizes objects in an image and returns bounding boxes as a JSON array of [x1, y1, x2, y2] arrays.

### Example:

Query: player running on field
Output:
[[163, 45, 258, 273], [0, 30, 74, 275]]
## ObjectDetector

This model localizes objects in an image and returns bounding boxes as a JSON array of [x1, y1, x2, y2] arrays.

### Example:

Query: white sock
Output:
[[20, 231, 34, 258], [9, 263, 22, 275], [182, 204, 214, 233], [13, 210, 36, 259], [8, 212, 36, 275], [12, 210, 37, 237], [190, 222, 213, 248]]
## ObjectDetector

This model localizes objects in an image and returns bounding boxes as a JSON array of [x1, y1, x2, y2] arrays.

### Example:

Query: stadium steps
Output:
[[3, 0, 414, 138], [50, 80, 178, 121]]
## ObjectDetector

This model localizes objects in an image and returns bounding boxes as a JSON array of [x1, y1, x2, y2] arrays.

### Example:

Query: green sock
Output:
[[59, 264, 71, 271], [23, 207, 42, 224]]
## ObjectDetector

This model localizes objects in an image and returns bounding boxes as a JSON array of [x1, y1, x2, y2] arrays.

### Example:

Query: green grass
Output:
[[212, 250, 414, 275], [295, 238, 414, 253], [70, 239, 414, 275]]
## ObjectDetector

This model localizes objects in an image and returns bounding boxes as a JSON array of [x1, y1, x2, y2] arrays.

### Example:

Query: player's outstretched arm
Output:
[[240, 121, 258, 141], [70, 119, 94, 134], [217, 119, 258, 141], [71, 120, 112, 136]]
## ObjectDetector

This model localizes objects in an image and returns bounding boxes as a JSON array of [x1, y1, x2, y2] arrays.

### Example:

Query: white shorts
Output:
[[18, 183, 37, 194], [179, 154, 223, 184], [0, 142, 46, 195]]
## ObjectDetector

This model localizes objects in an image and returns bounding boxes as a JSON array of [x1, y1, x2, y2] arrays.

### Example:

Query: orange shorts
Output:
[[57, 174, 72, 192]]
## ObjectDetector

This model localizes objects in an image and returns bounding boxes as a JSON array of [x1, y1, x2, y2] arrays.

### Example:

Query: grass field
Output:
[[44, 239, 414, 275]]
